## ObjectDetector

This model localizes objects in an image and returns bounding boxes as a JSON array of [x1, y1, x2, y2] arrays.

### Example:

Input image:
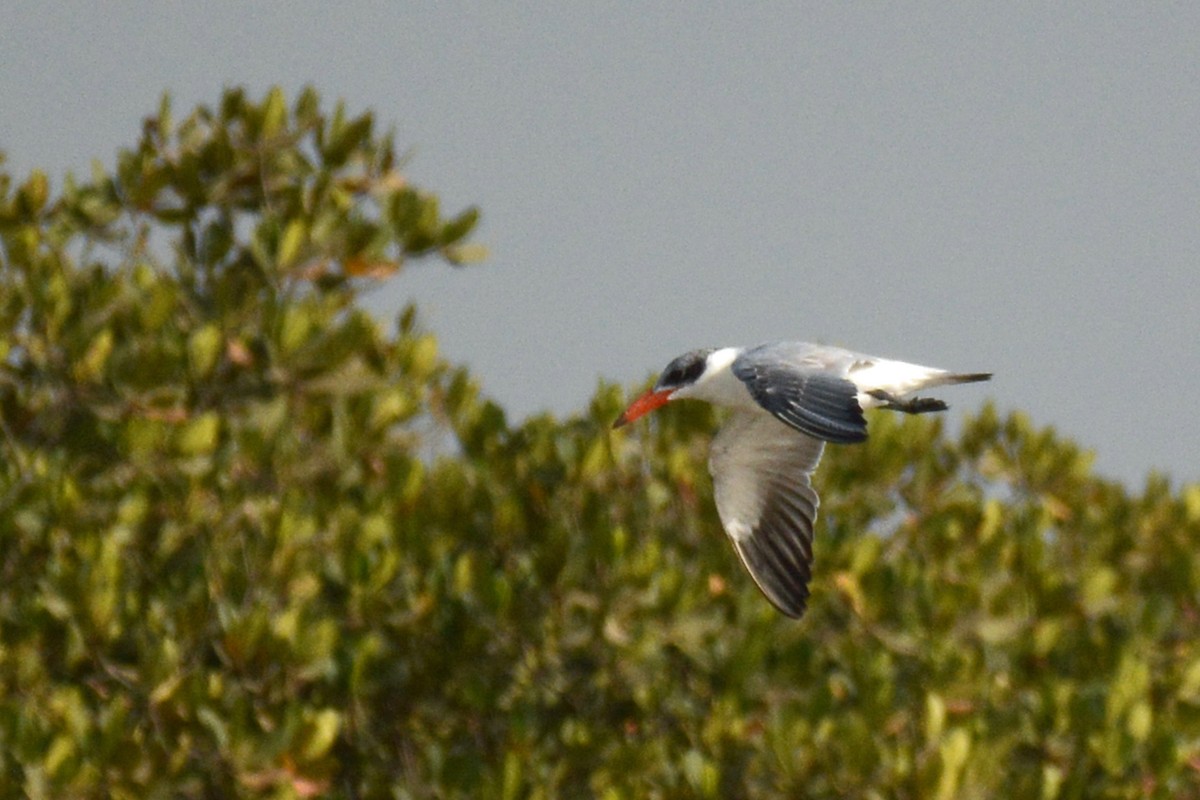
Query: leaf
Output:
[[188, 323, 223, 378], [925, 692, 946, 744], [502, 750, 523, 800], [260, 86, 288, 139], [935, 728, 971, 800], [1080, 566, 1119, 616], [18, 169, 49, 215], [278, 218, 309, 268], [344, 255, 400, 279], [177, 411, 220, 456], [279, 306, 313, 355], [443, 242, 489, 266], [156, 92, 173, 141], [298, 709, 341, 761], [74, 328, 114, 382], [439, 206, 479, 245]]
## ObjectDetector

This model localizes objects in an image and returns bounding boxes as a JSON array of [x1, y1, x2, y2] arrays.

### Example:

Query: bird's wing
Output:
[[709, 410, 827, 618], [731, 345, 868, 444]]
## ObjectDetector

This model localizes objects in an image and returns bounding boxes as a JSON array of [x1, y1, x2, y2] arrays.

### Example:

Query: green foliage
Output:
[[3, 88, 1200, 799]]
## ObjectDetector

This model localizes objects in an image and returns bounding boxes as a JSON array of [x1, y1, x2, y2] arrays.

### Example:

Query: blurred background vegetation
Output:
[[2, 87, 1199, 799]]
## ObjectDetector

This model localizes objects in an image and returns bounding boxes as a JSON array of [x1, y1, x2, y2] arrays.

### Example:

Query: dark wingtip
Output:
[[774, 595, 809, 619], [950, 372, 993, 384], [733, 527, 814, 619], [761, 578, 810, 619]]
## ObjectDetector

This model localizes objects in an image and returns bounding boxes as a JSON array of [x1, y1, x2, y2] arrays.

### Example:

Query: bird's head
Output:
[[613, 348, 714, 428]]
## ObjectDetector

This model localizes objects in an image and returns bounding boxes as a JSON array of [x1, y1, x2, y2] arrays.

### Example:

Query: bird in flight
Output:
[[613, 342, 990, 619]]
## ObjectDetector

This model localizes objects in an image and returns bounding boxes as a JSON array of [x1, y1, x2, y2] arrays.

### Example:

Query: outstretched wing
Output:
[[732, 345, 867, 444], [709, 411, 826, 619]]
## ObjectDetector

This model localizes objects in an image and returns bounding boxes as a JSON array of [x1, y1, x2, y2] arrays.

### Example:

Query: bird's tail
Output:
[[935, 371, 993, 387], [853, 360, 991, 396], [853, 364, 991, 412]]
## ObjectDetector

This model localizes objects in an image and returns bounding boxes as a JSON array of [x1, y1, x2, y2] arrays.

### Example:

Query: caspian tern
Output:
[[613, 342, 991, 619]]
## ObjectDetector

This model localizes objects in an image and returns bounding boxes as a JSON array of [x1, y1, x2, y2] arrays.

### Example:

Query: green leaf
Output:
[[157, 92, 173, 141], [260, 85, 288, 139], [177, 411, 220, 456], [277, 218, 308, 267], [439, 206, 479, 245], [299, 709, 341, 761], [18, 169, 49, 215], [74, 327, 114, 382], [188, 323, 223, 378], [935, 728, 971, 800]]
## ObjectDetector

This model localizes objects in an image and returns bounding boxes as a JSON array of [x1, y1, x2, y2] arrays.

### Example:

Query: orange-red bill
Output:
[[612, 388, 673, 429]]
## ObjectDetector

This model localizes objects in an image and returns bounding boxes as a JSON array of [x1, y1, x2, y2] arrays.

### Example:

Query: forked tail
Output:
[[942, 372, 993, 385]]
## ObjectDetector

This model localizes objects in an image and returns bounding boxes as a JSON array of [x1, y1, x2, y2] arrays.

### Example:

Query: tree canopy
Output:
[[2, 87, 1199, 799]]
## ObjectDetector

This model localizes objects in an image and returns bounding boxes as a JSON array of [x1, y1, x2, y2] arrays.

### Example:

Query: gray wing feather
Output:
[[732, 345, 867, 444], [709, 412, 826, 619]]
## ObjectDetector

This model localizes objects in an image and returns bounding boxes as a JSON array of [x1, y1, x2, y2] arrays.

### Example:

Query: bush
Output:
[[2, 87, 1199, 799]]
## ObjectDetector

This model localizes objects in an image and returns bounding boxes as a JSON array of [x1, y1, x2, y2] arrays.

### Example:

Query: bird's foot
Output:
[[867, 390, 948, 414]]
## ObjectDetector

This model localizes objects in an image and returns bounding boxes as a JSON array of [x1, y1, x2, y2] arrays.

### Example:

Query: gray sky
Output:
[[4, 6, 1197, 486]]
